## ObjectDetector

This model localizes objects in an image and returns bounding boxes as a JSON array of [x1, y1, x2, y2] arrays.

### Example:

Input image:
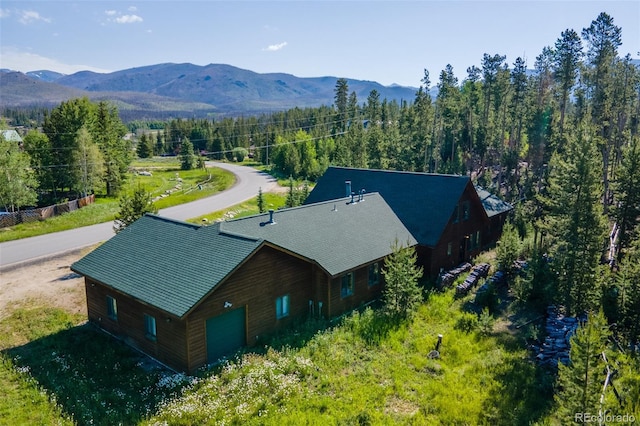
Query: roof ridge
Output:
[[328, 166, 469, 179], [144, 213, 203, 229], [225, 192, 385, 225]]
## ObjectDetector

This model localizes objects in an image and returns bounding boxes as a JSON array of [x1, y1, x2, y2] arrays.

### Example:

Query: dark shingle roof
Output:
[[72, 193, 416, 315], [304, 166, 473, 247], [71, 215, 262, 317], [221, 192, 417, 277], [475, 187, 513, 218]]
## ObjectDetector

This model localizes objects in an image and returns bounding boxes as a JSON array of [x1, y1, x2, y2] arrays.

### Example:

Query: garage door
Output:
[[206, 307, 246, 363]]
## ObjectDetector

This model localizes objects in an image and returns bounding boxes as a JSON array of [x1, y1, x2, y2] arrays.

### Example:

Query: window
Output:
[[144, 314, 157, 341], [276, 294, 290, 319], [452, 204, 459, 223], [368, 262, 380, 286], [106, 296, 117, 321], [475, 231, 481, 249], [447, 242, 452, 256], [341, 272, 354, 298], [462, 201, 470, 221]]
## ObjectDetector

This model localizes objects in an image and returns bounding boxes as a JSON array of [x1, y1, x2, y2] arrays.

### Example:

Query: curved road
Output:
[[0, 162, 279, 269]]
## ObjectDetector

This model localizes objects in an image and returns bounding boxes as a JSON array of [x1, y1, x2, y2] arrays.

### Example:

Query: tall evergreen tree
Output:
[[615, 240, 640, 347], [555, 309, 611, 421], [92, 101, 129, 196], [613, 135, 640, 260], [545, 122, 606, 314], [582, 12, 622, 213], [180, 138, 195, 170], [333, 78, 349, 134], [553, 29, 583, 134]]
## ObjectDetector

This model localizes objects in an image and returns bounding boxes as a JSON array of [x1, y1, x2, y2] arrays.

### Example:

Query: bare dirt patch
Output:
[[0, 249, 92, 319]]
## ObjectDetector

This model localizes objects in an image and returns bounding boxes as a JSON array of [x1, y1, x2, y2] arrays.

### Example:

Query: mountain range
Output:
[[0, 63, 419, 121]]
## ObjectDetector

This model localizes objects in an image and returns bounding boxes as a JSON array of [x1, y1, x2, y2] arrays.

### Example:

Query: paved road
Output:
[[0, 162, 279, 269]]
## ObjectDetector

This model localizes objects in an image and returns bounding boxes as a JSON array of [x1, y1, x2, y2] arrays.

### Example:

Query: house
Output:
[[304, 166, 513, 277], [71, 193, 416, 373], [1, 129, 23, 144]]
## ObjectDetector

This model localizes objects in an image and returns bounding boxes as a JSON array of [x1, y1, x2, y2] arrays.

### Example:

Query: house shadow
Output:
[[3, 323, 183, 426]]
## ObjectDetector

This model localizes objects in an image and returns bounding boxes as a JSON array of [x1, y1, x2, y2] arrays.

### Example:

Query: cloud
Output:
[[0, 9, 10, 19], [115, 14, 143, 24], [0, 47, 111, 75], [263, 42, 287, 52], [104, 9, 142, 24], [17, 10, 51, 25]]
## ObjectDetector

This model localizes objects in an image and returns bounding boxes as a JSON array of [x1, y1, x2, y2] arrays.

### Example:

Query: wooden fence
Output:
[[0, 195, 95, 228]]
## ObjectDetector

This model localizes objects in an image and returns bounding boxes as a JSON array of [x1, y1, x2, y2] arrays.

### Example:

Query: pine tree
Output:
[[613, 135, 640, 261], [616, 241, 640, 347], [113, 185, 158, 233], [180, 138, 195, 170], [555, 309, 610, 422], [381, 240, 424, 318], [257, 187, 265, 213], [545, 122, 606, 315], [495, 221, 522, 277]]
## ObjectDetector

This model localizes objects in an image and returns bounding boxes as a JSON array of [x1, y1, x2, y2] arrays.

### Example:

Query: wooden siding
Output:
[[422, 182, 491, 278], [328, 262, 384, 317], [186, 245, 314, 372], [84, 278, 188, 372]]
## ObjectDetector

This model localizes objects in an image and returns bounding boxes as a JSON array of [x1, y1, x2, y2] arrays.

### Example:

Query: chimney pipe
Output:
[[268, 209, 275, 224], [345, 180, 352, 198]]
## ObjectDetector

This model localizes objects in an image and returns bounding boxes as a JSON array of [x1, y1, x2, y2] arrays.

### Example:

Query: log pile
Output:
[[455, 263, 490, 296], [436, 262, 472, 289], [533, 306, 584, 368]]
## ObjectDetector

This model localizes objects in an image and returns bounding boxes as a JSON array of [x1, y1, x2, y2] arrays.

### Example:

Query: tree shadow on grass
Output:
[[478, 306, 556, 425], [3, 323, 187, 426]]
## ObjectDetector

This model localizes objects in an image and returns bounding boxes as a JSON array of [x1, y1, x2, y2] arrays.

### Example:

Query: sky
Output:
[[1, 0, 639, 88]]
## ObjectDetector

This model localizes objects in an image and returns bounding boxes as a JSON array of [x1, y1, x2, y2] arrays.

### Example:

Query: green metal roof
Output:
[[71, 215, 262, 318], [304, 166, 474, 247], [475, 187, 513, 218], [221, 192, 417, 277]]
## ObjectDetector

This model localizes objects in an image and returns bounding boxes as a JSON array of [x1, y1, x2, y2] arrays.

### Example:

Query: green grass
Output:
[[3, 271, 637, 424], [0, 302, 192, 425], [143, 291, 555, 425], [188, 192, 287, 224], [0, 166, 235, 242]]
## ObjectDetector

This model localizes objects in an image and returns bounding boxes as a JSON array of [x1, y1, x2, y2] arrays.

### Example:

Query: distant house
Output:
[[72, 193, 416, 373], [304, 167, 513, 277], [1, 129, 23, 144]]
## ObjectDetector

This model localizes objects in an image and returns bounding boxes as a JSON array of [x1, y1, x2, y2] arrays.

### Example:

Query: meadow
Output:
[[0, 264, 561, 425]]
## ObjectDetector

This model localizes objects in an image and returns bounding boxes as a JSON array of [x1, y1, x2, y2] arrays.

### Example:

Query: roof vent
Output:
[[268, 209, 276, 224], [359, 189, 366, 202]]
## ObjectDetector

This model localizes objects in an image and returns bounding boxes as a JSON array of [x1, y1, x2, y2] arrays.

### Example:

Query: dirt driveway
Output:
[[0, 249, 90, 319]]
